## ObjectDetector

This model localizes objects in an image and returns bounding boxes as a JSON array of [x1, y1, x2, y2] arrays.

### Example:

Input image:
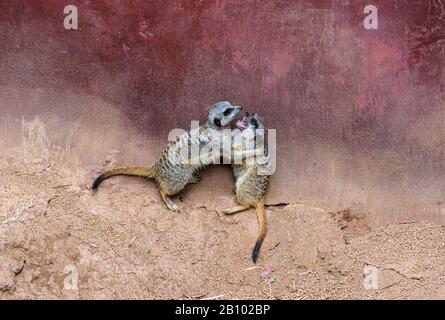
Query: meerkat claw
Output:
[[167, 202, 180, 213], [189, 174, 201, 184], [160, 190, 180, 213]]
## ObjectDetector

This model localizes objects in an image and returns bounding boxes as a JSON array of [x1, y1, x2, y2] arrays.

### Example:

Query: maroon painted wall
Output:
[[1, 1, 444, 223]]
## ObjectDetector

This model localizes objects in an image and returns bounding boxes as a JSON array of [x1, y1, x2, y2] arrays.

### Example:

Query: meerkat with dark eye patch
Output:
[[91, 101, 259, 212], [229, 112, 269, 263], [188, 112, 270, 263]]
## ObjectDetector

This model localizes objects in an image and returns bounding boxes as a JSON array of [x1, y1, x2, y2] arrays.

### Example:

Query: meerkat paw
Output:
[[223, 205, 249, 215], [166, 201, 180, 213], [160, 190, 180, 213], [188, 174, 201, 184]]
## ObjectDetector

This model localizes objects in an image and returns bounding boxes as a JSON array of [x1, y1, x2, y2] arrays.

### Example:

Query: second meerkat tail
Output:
[[92, 166, 155, 190], [252, 199, 267, 264]]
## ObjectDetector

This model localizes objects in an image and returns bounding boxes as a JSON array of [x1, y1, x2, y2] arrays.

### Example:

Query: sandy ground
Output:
[[0, 119, 444, 300]]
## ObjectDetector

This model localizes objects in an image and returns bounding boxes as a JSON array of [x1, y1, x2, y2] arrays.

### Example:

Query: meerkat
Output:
[[92, 101, 259, 213], [188, 112, 270, 263], [229, 113, 270, 263]]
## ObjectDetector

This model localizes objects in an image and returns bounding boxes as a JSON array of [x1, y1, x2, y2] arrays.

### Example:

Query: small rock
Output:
[[9, 260, 25, 275], [260, 268, 273, 277], [0, 270, 16, 293], [299, 270, 313, 277]]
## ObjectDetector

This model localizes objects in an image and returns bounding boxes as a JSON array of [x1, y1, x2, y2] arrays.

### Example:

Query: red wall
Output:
[[1, 0, 444, 222]]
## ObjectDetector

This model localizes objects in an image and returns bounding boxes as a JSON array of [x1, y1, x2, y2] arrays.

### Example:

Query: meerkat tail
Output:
[[252, 200, 267, 264], [92, 166, 155, 190]]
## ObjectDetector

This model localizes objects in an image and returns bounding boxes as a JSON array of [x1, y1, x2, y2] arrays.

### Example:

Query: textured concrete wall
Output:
[[1, 0, 444, 223]]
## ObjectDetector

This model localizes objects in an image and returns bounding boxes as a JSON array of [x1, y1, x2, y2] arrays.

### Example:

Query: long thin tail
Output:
[[92, 166, 155, 190], [252, 199, 267, 263]]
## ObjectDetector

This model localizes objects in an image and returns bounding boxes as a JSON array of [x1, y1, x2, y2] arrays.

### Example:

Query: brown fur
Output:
[[224, 113, 270, 263], [92, 101, 243, 213]]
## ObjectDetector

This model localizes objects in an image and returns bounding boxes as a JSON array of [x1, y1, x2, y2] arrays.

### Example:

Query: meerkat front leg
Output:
[[223, 205, 250, 215], [188, 172, 201, 184], [184, 151, 215, 165], [185, 147, 262, 165], [232, 147, 264, 161], [160, 188, 179, 212]]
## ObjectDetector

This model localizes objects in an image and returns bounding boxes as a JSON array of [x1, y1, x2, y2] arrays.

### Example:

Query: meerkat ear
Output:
[[214, 118, 221, 127], [253, 113, 263, 121]]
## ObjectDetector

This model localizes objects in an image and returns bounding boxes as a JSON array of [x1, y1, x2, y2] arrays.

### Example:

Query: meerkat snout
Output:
[[208, 101, 242, 128]]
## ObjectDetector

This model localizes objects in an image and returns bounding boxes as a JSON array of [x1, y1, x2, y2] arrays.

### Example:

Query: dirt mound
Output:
[[0, 119, 444, 299]]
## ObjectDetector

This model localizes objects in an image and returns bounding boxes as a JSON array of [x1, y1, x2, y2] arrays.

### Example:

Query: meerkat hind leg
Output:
[[223, 205, 250, 215], [160, 189, 179, 213]]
